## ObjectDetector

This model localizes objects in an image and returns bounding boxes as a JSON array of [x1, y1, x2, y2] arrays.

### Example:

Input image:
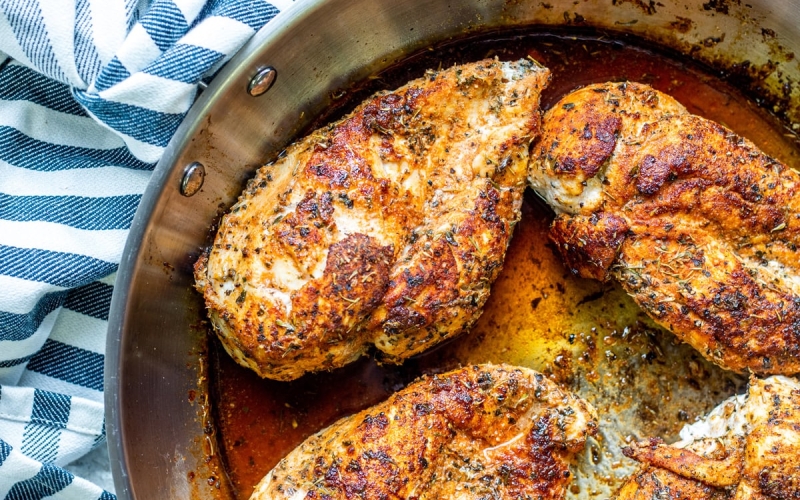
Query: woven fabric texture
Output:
[[0, 0, 284, 497]]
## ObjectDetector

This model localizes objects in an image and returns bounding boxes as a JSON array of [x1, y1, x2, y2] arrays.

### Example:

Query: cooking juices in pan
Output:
[[208, 28, 800, 499]]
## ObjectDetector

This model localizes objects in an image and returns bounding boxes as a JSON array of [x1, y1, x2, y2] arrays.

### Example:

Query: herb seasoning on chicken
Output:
[[617, 375, 800, 499], [194, 59, 550, 381], [251, 364, 597, 500], [529, 82, 800, 375]]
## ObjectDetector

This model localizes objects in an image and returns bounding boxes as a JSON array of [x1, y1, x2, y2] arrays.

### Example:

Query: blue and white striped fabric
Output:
[[0, 0, 285, 497]]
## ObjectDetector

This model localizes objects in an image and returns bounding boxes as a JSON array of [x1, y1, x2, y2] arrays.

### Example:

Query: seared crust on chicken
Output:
[[530, 82, 800, 375], [617, 376, 800, 499], [615, 465, 729, 500], [250, 364, 597, 500], [194, 59, 550, 380]]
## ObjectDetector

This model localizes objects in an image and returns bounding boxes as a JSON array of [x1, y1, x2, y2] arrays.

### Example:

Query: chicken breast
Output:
[[250, 364, 597, 500], [616, 375, 800, 499], [194, 59, 550, 380], [529, 82, 800, 375]]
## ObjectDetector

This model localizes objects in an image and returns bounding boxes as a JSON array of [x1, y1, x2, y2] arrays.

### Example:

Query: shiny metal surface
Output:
[[247, 66, 277, 97], [106, 0, 800, 498], [180, 162, 205, 197]]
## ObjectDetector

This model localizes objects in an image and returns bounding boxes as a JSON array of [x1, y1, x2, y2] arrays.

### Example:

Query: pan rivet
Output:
[[180, 162, 205, 197], [248, 67, 277, 97]]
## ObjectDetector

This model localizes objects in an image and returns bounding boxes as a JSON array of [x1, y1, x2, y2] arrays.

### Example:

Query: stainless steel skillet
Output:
[[106, 0, 800, 498]]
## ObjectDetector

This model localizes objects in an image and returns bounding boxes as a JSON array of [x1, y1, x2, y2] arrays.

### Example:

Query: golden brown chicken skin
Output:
[[530, 82, 800, 375], [615, 465, 729, 500], [250, 364, 597, 500], [617, 376, 800, 500], [194, 59, 551, 380]]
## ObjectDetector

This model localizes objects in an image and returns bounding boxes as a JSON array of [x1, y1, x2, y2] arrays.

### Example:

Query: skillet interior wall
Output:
[[106, 0, 800, 499]]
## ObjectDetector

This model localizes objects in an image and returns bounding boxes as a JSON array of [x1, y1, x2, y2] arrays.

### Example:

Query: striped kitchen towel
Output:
[[0, 0, 286, 497]]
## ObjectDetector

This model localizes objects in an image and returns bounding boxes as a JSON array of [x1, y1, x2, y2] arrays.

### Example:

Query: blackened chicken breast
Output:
[[195, 59, 550, 380], [530, 82, 800, 375], [251, 364, 597, 500]]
